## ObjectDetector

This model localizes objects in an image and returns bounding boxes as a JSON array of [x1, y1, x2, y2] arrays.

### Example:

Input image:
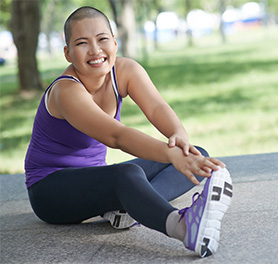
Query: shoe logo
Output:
[[212, 181, 233, 201], [201, 237, 212, 257], [223, 182, 233, 198], [113, 215, 121, 228], [212, 186, 222, 201]]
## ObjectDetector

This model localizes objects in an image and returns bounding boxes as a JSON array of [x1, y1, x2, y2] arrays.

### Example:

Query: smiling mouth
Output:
[[88, 58, 106, 65]]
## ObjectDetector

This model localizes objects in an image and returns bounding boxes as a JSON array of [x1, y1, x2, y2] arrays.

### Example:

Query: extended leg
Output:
[[126, 146, 209, 201], [28, 163, 175, 234]]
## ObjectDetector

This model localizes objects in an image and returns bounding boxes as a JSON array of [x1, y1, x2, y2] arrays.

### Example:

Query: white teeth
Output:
[[88, 58, 105, 65]]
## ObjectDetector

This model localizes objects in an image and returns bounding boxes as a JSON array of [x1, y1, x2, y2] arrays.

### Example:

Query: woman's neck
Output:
[[63, 64, 109, 94]]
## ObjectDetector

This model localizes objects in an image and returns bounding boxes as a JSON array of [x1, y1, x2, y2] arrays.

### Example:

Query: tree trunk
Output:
[[42, 0, 57, 57], [219, 0, 226, 44], [185, 0, 193, 47], [11, 0, 42, 91], [120, 0, 136, 58], [152, 0, 163, 50], [108, 0, 136, 58]]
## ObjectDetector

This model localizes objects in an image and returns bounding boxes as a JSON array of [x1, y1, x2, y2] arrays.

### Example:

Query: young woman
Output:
[[25, 6, 233, 258]]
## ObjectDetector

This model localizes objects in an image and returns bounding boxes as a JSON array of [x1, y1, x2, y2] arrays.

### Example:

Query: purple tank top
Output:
[[25, 66, 122, 188]]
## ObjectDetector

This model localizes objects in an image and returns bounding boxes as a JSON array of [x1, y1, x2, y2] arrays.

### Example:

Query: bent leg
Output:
[[126, 146, 209, 201], [28, 163, 175, 234]]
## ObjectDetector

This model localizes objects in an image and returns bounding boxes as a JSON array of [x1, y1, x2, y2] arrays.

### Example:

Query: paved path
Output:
[[1, 153, 277, 263]]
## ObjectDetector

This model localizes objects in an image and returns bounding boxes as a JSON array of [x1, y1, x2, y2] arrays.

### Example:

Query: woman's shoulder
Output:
[[115, 57, 140, 71], [114, 57, 141, 97], [114, 57, 144, 83]]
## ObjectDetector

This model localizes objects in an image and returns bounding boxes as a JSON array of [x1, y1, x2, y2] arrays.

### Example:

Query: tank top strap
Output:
[[45, 75, 85, 93], [44, 75, 86, 117], [110, 65, 121, 104]]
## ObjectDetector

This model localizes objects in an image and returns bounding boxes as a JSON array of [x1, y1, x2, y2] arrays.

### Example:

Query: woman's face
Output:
[[64, 17, 118, 78]]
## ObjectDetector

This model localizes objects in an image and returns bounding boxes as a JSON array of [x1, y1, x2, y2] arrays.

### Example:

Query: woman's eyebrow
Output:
[[96, 33, 109, 37]]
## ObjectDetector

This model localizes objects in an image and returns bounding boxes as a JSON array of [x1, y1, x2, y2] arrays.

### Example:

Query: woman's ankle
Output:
[[165, 210, 186, 242]]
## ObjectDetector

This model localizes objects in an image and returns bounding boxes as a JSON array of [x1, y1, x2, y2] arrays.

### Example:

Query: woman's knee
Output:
[[194, 146, 209, 157], [114, 163, 147, 184]]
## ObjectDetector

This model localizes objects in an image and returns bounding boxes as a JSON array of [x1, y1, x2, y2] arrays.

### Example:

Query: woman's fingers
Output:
[[168, 137, 175, 148], [172, 149, 226, 185], [185, 170, 200, 185], [207, 157, 226, 168], [189, 145, 202, 156], [183, 144, 189, 156], [186, 157, 226, 181]]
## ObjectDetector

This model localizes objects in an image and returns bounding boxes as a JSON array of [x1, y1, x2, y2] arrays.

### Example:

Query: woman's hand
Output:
[[169, 147, 226, 185], [168, 134, 201, 156]]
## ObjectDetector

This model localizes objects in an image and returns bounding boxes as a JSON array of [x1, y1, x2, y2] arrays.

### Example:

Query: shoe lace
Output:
[[130, 222, 141, 228], [178, 191, 202, 222]]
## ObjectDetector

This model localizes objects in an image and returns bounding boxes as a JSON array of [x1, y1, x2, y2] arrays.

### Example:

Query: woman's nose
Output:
[[88, 44, 102, 55]]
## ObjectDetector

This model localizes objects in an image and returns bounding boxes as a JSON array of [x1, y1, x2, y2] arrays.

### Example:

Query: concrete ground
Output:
[[1, 152, 277, 264]]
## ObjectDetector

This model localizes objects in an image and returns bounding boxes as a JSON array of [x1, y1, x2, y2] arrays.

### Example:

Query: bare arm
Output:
[[50, 80, 224, 185], [117, 58, 201, 156], [51, 80, 171, 162]]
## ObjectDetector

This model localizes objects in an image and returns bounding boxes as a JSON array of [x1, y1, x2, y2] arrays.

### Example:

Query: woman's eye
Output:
[[99, 38, 108, 41], [76, 42, 87, 46]]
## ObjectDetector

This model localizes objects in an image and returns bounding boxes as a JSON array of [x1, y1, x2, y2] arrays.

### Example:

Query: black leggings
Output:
[[28, 147, 208, 235]]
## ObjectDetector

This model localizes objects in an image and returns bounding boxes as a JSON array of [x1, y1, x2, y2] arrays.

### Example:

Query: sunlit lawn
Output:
[[1, 26, 278, 173]]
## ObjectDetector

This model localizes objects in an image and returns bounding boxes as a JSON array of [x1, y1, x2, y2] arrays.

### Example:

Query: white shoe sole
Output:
[[103, 210, 136, 229], [195, 167, 233, 257]]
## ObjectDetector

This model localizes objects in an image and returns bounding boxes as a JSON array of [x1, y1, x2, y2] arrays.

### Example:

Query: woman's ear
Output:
[[64, 46, 72, 63], [113, 36, 118, 52]]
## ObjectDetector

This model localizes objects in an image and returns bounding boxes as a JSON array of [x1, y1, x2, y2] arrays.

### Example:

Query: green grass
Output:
[[1, 26, 278, 173]]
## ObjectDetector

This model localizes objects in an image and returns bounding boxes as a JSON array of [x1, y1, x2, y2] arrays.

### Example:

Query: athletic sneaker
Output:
[[103, 210, 137, 229], [178, 166, 233, 258]]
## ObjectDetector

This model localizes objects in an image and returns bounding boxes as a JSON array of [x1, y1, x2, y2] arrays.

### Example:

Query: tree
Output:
[[185, 0, 193, 47], [219, 0, 227, 43], [10, 0, 42, 91], [41, 0, 59, 56], [109, 0, 136, 58], [0, 0, 12, 29]]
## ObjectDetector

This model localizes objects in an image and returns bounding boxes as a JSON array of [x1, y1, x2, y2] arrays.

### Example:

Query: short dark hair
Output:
[[64, 6, 113, 46]]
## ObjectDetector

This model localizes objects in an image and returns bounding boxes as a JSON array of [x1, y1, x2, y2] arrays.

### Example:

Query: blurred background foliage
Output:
[[0, 0, 278, 173]]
